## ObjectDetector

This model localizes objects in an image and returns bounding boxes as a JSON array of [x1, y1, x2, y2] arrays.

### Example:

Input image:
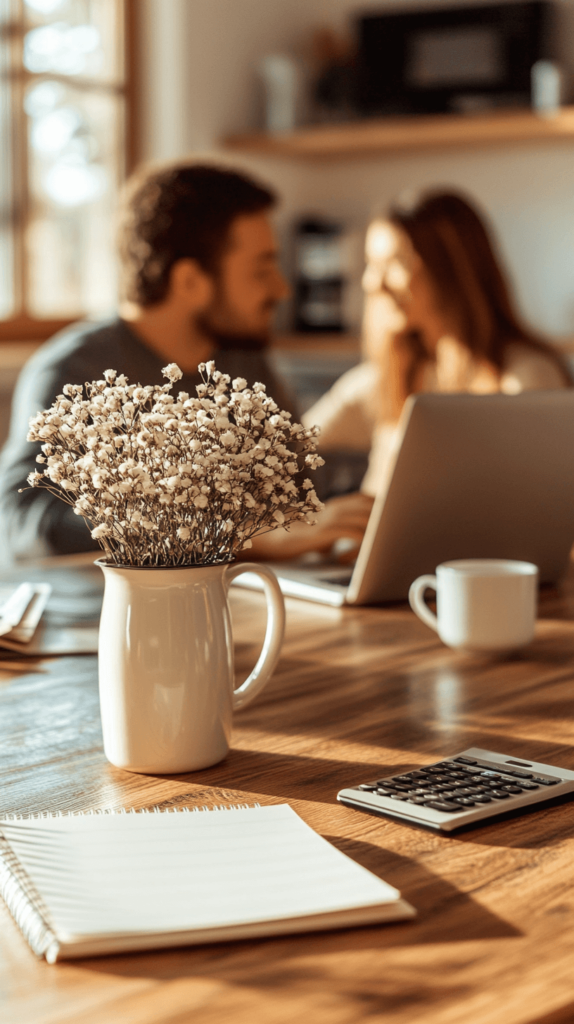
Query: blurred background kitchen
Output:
[[3, 0, 574, 449]]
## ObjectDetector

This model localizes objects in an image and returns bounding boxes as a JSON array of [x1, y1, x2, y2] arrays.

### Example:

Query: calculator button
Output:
[[439, 790, 458, 799], [516, 781, 539, 790], [506, 770, 533, 779], [489, 790, 511, 799], [473, 795, 492, 803], [500, 785, 523, 794], [455, 797, 476, 806], [376, 788, 394, 796], [358, 784, 378, 791], [454, 757, 478, 764], [406, 797, 427, 805], [393, 776, 415, 783], [376, 778, 396, 786], [479, 771, 502, 779], [532, 777, 560, 786], [424, 800, 465, 812], [426, 767, 447, 774], [409, 771, 429, 780]]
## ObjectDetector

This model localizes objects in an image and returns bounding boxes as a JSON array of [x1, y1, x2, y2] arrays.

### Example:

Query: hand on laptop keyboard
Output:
[[238, 492, 374, 563]]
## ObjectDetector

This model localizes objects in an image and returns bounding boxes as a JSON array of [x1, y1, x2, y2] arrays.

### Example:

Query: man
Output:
[[0, 164, 297, 558], [0, 162, 371, 561]]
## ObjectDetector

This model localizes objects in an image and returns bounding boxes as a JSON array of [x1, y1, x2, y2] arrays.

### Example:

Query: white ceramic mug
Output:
[[408, 559, 538, 653], [97, 561, 285, 774]]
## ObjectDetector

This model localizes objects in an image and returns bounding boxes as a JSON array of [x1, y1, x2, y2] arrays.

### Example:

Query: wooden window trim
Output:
[[0, 0, 140, 344]]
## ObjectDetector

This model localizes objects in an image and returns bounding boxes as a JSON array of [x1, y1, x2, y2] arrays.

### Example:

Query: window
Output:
[[0, 0, 135, 340]]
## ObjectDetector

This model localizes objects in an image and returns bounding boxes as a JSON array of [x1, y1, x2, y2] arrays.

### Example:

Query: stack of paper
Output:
[[0, 578, 101, 656], [0, 583, 52, 651]]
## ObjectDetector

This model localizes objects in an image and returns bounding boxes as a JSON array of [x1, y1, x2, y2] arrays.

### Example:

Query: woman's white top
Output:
[[302, 343, 568, 497]]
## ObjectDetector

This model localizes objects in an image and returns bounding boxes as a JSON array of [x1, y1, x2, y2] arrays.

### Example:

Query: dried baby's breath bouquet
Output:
[[26, 361, 325, 567]]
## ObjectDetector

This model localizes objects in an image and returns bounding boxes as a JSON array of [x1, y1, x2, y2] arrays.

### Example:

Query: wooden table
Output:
[[2, 561, 574, 1024]]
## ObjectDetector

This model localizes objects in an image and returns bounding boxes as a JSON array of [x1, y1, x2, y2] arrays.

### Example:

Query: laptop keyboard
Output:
[[316, 571, 353, 586]]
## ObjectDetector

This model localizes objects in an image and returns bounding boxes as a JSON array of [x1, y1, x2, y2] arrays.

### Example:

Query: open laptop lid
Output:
[[346, 390, 574, 604]]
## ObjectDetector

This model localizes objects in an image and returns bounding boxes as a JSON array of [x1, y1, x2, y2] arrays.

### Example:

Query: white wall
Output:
[[138, 0, 574, 337]]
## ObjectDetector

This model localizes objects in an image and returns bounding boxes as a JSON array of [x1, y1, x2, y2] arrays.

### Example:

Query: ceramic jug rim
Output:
[[95, 557, 235, 572]]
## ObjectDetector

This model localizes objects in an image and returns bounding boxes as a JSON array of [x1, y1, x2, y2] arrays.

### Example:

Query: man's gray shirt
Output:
[[0, 319, 296, 560]]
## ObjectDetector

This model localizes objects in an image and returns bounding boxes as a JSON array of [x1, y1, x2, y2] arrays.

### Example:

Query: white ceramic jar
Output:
[[97, 561, 285, 774]]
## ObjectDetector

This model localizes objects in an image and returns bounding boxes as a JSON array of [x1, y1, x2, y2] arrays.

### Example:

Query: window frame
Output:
[[0, 0, 139, 343]]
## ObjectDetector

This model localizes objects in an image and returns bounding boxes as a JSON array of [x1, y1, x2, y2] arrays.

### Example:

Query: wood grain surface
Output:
[[2, 560, 574, 1024]]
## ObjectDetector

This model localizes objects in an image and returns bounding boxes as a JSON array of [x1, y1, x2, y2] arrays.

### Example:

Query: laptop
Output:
[[235, 390, 574, 605]]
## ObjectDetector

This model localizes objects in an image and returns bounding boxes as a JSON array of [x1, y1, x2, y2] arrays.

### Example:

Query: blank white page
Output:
[[0, 805, 401, 940]]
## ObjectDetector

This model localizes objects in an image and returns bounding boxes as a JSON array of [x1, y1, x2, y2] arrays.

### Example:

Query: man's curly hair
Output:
[[118, 163, 276, 307]]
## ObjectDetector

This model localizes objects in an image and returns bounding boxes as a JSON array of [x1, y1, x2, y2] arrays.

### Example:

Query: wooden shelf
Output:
[[223, 107, 574, 159]]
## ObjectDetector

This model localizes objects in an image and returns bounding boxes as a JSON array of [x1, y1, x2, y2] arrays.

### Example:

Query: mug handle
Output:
[[408, 574, 439, 633], [224, 563, 286, 710]]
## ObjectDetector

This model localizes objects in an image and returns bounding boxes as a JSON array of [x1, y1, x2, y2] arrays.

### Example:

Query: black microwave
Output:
[[355, 2, 554, 116]]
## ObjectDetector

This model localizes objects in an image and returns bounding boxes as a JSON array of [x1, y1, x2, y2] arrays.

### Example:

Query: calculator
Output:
[[337, 747, 574, 833]]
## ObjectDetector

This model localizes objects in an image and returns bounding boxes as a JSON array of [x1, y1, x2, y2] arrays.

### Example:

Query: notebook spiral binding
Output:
[[1, 804, 259, 820], [0, 837, 58, 961], [0, 804, 260, 960]]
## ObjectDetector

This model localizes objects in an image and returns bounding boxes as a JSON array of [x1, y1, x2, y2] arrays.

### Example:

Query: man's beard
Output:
[[195, 291, 275, 352]]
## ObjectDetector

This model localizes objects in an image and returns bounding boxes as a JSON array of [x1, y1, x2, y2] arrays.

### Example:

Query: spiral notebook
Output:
[[0, 804, 415, 962]]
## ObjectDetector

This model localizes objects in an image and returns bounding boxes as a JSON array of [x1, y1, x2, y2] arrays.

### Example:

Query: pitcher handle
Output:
[[224, 563, 286, 710], [408, 574, 439, 632]]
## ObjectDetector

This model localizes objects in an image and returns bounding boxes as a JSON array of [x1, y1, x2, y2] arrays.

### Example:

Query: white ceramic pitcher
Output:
[[97, 561, 285, 774]]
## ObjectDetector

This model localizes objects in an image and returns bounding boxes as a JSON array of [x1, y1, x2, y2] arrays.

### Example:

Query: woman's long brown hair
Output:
[[377, 190, 570, 420]]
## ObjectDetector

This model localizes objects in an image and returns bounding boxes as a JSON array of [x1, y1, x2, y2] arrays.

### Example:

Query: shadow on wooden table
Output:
[[451, 794, 574, 850], [324, 835, 520, 941], [148, 747, 414, 805], [65, 947, 475, 1022], [529, 1001, 574, 1024]]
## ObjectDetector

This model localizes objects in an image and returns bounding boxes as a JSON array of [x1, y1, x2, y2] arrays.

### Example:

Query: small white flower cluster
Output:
[[25, 361, 325, 567]]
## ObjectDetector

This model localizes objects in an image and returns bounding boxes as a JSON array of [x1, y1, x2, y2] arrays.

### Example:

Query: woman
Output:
[[250, 189, 569, 561], [303, 190, 570, 498]]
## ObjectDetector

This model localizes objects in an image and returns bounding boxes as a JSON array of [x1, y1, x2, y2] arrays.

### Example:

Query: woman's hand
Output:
[[241, 492, 375, 562]]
